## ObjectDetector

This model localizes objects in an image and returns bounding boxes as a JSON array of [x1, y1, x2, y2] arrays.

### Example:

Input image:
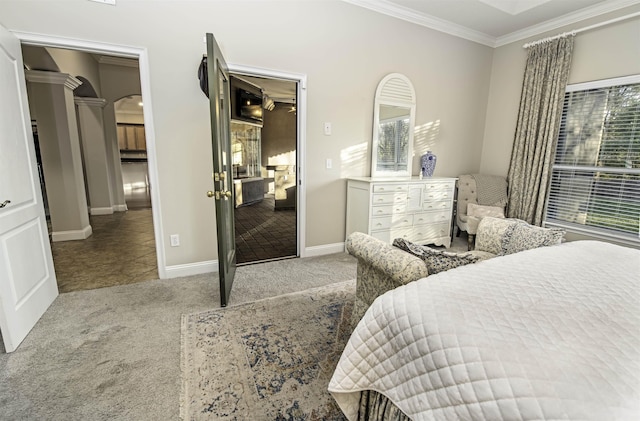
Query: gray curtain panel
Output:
[[507, 36, 574, 225]]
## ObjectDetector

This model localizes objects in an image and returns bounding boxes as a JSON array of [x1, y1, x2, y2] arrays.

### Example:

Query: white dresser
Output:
[[346, 177, 456, 248]]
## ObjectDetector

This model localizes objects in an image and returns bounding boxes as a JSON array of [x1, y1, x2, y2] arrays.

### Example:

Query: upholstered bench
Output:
[[346, 217, 565, 326]]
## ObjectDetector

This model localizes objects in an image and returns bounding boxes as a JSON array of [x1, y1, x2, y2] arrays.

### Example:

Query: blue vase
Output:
[[421, 151, 437, 177]]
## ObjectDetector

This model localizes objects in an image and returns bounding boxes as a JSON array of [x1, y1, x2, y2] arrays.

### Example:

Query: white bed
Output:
[[329, 240, 640, 420]]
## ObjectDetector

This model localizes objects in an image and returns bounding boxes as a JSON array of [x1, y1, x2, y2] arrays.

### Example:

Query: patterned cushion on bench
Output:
[[505, 222, 565, 254], [475, 217, 565, 256], [392, 238, 481, 274]]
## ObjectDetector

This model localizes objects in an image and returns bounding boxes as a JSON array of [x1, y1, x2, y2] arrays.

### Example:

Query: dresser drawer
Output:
[[371, 204, 406, 217], [414, 210, 450, 226], [422, 200, 452, 212], [372, 193, 407, 205], [373, 184, 408, 193], [424, 182, 454, 193], [371, 214, 413, 231], [370, 227, 413, 243], [423, 189, 452, 202], [410, 222, 450, 243]]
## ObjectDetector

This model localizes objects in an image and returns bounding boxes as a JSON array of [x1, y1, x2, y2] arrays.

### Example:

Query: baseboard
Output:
[[51, 225, 93, 242], [90, 207, 114, 215], [163, 242, 346, 278], [303, 242, 346, 257], [164, 260, 218, 278], [113, 204, 128, 212]]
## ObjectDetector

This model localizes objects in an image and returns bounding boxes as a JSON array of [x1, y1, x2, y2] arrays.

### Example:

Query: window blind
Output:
[[544, 78, 640, 245]]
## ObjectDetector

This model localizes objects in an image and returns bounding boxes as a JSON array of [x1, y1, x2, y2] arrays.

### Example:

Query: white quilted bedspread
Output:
[[329, 241, 640, 420]]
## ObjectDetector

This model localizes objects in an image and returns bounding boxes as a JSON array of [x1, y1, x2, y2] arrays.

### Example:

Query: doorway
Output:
[[230, 73, 299, 264], [21, 43, 161, 292]]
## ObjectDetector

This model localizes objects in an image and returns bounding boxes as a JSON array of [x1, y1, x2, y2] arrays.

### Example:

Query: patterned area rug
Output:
[[180, 280, 355, 420]]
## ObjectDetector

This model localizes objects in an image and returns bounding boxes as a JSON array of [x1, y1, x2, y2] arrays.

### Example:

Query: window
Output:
[[544, 75, 640, 246], [377, 116, 409, 172]]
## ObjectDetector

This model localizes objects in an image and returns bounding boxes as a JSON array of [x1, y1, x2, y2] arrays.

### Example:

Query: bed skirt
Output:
[[358, 390, 410, 421]]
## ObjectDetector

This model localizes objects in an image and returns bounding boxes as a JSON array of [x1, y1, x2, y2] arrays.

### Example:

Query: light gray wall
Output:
[[0, 0, 495, 267], [46, 47, 102, 97], [261, 103, 296, 168], [480, 5, 640, 177]]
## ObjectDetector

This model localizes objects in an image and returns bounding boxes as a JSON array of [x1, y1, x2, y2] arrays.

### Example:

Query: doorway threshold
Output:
[[236, 254, 298, 267]]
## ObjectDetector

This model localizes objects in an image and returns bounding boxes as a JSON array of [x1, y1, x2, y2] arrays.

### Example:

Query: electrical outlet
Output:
[[170, 234, 180, 247], [326, 158, 332, 169]]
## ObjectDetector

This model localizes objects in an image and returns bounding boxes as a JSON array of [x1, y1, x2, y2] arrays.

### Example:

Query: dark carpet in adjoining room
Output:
[[234, 194, 296, 264]]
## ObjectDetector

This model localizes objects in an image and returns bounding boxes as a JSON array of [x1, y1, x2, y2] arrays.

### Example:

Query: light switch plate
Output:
[[323, 122, 332, 136]]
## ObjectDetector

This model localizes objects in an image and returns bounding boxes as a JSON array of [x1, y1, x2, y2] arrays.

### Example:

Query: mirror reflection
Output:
[[376, 105, 411, 173], [371, 73, 416, 177]]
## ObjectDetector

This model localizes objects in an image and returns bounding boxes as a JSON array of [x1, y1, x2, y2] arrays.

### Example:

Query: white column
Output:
[[75, 97, 114, 215], [102, 104, 127, 211], [26, 70, 92, 242]]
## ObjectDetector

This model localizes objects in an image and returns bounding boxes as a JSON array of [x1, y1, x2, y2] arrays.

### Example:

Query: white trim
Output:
[[51, 225, 93, 242], [90, 206, 114, 215], [12, 31, 167, 279], [74, 97, 108, 108], [113, 204, 128, 212], [566, 74, 640, 92], [25, 70, 82, 89], [342, 0, 495, 47], [97, 56, 138, 68], [497, 0, 640, 47], [227, 63, 308, 258], [165, 260, 218, 278], [304, 242, 346, 258], [342, 0, 640, 48], [522, 9, 640, 48]]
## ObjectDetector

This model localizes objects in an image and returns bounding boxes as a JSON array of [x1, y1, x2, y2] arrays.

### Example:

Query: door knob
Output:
[[0, 200, 10, 208], [207, 191, 215, 198]]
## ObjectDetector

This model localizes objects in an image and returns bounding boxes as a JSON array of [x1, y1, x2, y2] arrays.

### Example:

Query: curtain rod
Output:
[[523, 10, 640, 48]]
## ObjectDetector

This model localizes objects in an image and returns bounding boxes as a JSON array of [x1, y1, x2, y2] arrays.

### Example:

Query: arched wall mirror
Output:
[[371, 73, 416, 177]]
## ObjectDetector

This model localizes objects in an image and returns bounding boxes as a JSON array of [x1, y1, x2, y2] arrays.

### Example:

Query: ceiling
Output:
[[238, 75, 297, 104], [115, 95, 143, 115], [344, 0, 640, 46]]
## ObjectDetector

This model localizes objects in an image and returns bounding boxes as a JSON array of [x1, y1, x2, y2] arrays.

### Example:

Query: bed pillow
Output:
[[392, 238, 481, 274], [503, 222, 565, 255], [467, 203, 505, 218]]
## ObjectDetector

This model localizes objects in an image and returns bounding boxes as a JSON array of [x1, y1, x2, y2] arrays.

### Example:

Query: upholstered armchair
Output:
[[456, 174, 508, 250]]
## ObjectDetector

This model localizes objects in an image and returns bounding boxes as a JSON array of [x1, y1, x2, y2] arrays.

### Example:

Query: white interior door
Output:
[[0, 23, 58, 352]]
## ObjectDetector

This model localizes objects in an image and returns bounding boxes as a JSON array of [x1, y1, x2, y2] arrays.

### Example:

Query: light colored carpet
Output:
[[181, 280, 355, 420], [0, 252, 356, 421]]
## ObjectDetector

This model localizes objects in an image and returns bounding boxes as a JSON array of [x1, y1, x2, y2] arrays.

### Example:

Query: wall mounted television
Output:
[[236, 88, 263, 123], [231, 75, 263, 126]]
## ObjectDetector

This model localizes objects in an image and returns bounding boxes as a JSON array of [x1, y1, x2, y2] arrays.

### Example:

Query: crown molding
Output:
[[342, 0, 640, 48], [74, 97, 107, 108], [495, 0, 640, 46], [25, 70, 82, 90], [97, 55, 139, 68], [341, 0, 496, 47]]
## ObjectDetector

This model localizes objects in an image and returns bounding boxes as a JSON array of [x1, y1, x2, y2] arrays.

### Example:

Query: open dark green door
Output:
[[206, 33, 236, 307]]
